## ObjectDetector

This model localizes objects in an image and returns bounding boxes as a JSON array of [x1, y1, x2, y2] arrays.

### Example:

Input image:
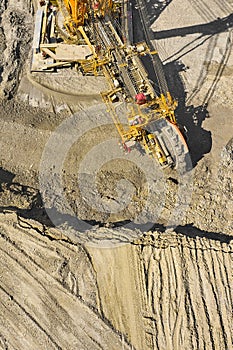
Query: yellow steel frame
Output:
[[39, 0, 178, 166]]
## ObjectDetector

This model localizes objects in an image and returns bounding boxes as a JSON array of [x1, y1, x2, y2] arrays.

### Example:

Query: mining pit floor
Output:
[[0, 0, 232, 349]]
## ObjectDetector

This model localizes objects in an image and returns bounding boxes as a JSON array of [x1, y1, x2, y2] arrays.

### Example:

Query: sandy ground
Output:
[[0, 212, 232, 349], [0, 0, 233, 349]]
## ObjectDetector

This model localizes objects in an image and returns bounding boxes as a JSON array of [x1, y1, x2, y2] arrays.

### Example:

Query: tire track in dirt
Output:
[[210, 0, 232, 16], [1, 215, 104, 316], [0, 285, 61, 350], [142, 246, 163, 347], [186, 34, 218, 104], [165, 247, 183, 350], [202, 239, 232, 348], [177, 244, 196, 349], [0, 217, 133, 350], [0, 214, 232, 349], [0, 237, 78, 325], [180, 2, 233, 106], [160, 249, 173, 349], [0, 246, 77, 349], [211, 246, 232, 346], [202, 30, 233, 106], [217, 253, 232, 305], [138, 233, 232, 350], [186, 243, 215, 349], [189, 240, 211, 349], [190, 0, 217, 22], [219, 247, 233, 306]]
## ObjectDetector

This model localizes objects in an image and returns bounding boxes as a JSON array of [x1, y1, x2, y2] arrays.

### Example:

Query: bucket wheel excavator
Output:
[[31, 0, 189, 170]]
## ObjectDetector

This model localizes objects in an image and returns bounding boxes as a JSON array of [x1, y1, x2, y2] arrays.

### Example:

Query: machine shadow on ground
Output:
[[163, 60, 212, 166], [140, 0, 233, 166], [161, 26, 232, 166], [132, 0, 215, 167], [151, 13, 233, 39]]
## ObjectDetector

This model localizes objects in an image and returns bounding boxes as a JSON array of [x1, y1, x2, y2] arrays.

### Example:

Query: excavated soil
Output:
[[0, 0, 232, 349], [0, 212, 232, 349]]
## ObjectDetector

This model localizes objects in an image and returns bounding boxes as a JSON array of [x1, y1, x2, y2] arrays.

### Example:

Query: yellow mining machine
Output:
[[32, 0, 189, 169]]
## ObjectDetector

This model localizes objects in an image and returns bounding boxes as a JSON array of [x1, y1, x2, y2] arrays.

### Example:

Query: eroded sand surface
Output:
[[0, 0, 232, 349], [0, 212, 232, 349]]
